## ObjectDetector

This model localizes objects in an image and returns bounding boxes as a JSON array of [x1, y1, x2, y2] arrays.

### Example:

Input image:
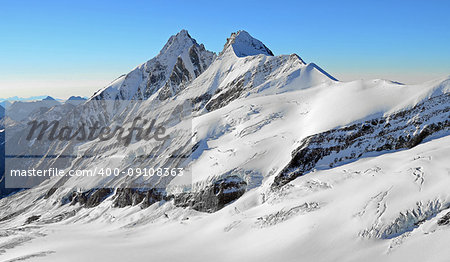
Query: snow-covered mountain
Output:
[[91, 30, 215, 102], [0, 30, 449, 262]]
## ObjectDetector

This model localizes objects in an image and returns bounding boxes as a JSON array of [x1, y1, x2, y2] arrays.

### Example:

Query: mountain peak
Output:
[[91, 29, 215, 101], [42, 96, 56, 101], [158, 29, 197, 56], [221, 30, 274, 58], [67, 96, 87, 101]]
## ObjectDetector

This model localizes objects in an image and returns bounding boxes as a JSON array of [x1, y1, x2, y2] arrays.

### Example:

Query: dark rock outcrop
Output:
[[438, 211, 450, 226], [158, 57, 192, 100], [25, 215, 41, 224], [68, 188, 113, 208], [174, 175, 247, 213], [112, 188, 165, 208], [61, 175, 246, 213]]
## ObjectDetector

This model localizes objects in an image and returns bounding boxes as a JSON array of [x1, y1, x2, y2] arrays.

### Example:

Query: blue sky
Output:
[[1, 0, 449, 98]]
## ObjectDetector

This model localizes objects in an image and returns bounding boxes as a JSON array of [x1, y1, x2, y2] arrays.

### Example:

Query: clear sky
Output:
[[1, 0, 449, 99]]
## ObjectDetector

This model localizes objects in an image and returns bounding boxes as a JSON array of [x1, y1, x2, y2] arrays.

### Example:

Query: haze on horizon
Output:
[[1, 0, 449, 99]]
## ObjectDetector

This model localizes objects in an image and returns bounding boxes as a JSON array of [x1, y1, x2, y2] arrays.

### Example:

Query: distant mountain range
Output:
[[0, 95, 88, 103]]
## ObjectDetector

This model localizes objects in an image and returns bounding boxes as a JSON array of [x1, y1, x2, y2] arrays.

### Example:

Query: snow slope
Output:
[[184, 76, 449, 189], [0, 134, 449, 262]]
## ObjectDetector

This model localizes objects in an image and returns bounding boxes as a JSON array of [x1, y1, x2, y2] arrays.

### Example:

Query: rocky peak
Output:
[[91, 29, 215, 101], [220, 30, 274, 58], [158, 29, 197, 57]]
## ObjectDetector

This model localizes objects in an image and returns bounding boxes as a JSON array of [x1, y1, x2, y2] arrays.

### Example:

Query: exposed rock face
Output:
[[174, 176, 247, 213], [25, 215, 41, 224], [438, 211, 450, 226], [158, 57, 191, 100], [158, 42, 215, 100], [63, 175, 246, 213], [112, 188, 165, 208], [68, 188, 113, 208], [204, 74, 247, 112], [42, 210, 78, 224], [273, 93, 450, 188], [56, 170, 248, 213]]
